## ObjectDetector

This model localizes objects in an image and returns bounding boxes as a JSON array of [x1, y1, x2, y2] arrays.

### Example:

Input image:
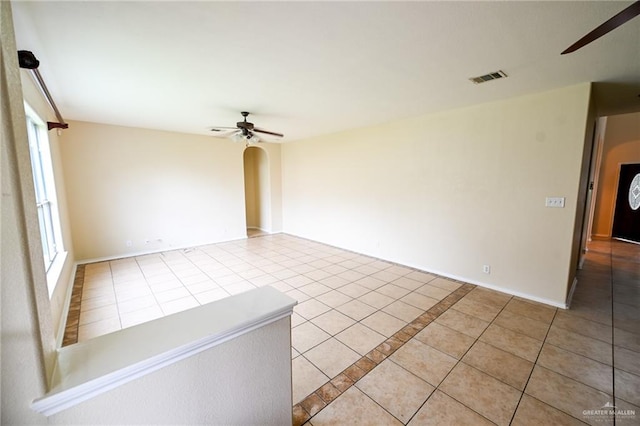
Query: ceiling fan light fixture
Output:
[[231, 131, 259, 144], [246, 132, 259, 143], [210, 111, 283, 144]]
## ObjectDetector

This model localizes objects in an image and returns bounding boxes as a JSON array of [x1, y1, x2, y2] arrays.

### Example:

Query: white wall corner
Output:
[[564, 277, 579, 310]]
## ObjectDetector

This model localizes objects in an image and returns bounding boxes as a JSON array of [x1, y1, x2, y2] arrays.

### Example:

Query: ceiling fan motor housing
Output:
[[237, 121, 254, 130], [237, 111, 254, 131]]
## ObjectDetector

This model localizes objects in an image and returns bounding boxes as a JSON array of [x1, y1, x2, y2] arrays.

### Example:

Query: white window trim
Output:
[[24, 102, 66, 297]]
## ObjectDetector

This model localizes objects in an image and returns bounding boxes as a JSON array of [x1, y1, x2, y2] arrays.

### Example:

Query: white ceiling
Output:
[[11, 1, 640, 142]]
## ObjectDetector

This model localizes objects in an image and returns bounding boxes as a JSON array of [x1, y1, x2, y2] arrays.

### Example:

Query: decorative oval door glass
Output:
[[630, 173, 640, 211]]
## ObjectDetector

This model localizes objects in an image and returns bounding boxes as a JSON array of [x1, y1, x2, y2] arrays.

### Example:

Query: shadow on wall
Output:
[[593, 82, 640, 117]]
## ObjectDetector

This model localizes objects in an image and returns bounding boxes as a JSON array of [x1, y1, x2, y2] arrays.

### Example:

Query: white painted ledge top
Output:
[[33, 286, 297, 416]]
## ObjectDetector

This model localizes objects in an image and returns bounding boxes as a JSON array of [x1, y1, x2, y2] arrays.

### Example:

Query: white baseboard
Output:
[[76, 235, 249, 265], [613, 237, 640, 246], [283, 232, 569, 309], [408, 265, 569, 309]]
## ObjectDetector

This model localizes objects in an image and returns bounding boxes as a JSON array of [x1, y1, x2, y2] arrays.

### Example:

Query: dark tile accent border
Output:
[[292, 282, 475, 425], [61, 265, 85, 346]]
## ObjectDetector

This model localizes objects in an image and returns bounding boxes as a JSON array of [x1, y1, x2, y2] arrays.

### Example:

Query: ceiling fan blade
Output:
[[210, 126, 239, 132], [562, 1, 640, 54], [253, 127, 284, 138], [210, 129, 240, 139]]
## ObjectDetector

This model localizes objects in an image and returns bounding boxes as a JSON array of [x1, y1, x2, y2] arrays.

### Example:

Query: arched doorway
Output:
[[243, 146, 271, 236]]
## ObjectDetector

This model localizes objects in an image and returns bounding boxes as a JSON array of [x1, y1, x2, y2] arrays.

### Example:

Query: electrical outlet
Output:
[[545, 197, 565, 208], [483, 265, 491, 274]]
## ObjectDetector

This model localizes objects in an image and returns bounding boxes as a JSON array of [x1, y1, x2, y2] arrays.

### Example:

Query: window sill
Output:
[[47, 251, 68, 298]]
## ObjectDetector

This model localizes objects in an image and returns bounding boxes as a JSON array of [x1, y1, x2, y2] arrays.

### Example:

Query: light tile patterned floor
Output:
[[63, 235, 640, 425]]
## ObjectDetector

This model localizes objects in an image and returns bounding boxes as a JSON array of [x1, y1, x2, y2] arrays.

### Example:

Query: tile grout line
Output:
[[134, 255, 170, 318], [66, 235, 293, 345], [506, 306, 559, 425], [490, 300, 615, 425], [292, 278, 450, 365], [292, 283, 476, 425], [413, 292, 614, 426], [109, 260, 124, 333], [544, 334, 613, 366], [403, 295, 518, 426], [65, 234, 421, 346], [400, 296, 572, 426], [608, 241, 617, 426]]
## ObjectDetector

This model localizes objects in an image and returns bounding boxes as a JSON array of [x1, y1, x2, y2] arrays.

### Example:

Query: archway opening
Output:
[[243, 146, 271, 237]]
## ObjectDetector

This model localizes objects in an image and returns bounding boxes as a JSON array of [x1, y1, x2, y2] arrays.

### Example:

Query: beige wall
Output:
[[243, 146, 272, 231], [592, 112, 640, 238], [60, 121, 251, 261], [282, 84, 592, 306], [255, 147, 272, 230], [243, 148, 258, 228], [2, 2, 55, 422], [266, 142, 284, 232]]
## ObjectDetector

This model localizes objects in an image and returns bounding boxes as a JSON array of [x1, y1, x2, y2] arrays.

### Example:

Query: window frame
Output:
[[24, 103, 65, 289]]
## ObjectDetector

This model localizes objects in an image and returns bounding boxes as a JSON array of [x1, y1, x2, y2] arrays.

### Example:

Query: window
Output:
[[25, 104, 64, 273]]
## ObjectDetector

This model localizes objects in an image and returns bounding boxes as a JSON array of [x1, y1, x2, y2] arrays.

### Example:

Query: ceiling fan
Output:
[[210, 111, 284, 144], [562, 1, 640, 54]]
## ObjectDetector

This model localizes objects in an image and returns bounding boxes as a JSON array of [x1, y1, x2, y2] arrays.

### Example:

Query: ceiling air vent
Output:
[[469, 70, 508, 84]]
